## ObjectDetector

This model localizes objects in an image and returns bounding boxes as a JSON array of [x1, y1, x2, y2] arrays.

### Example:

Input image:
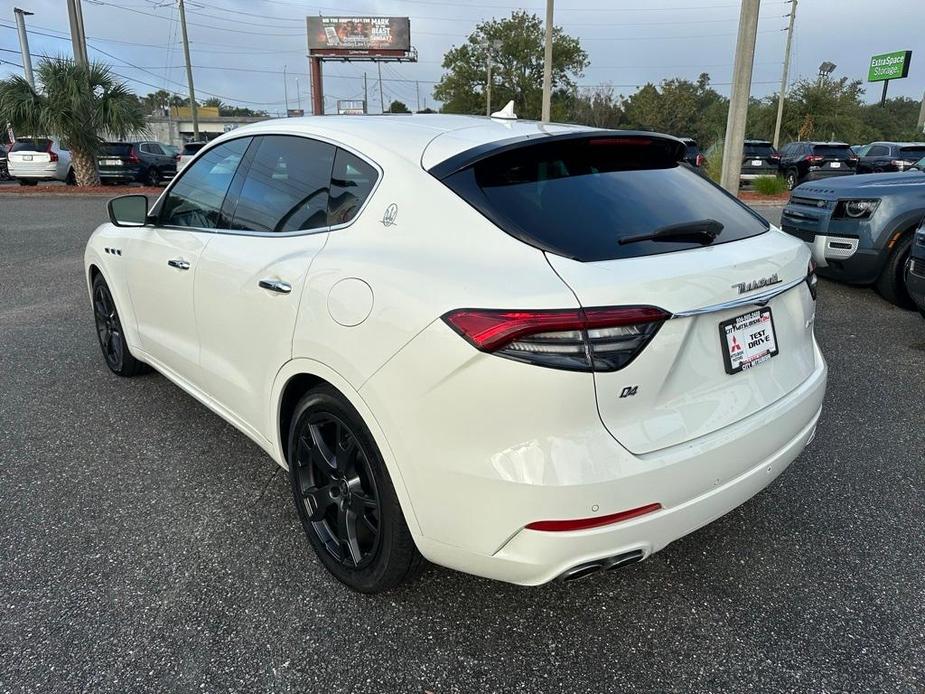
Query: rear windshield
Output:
[[100, 143, 133, 156], [11, 138, 50, 152], [812, 145, 853, 158], [900, 146, 925, 159], [685, 143, 700, 156], [744, 143, 775, 157], [441, 136, 769, 262], [182, 143, 205, 155]]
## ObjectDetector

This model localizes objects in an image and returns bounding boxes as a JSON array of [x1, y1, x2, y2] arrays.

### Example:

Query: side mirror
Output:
[[108, 194, 149, 227]]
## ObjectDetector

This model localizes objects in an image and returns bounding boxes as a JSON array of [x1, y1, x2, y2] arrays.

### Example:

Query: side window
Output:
[[139, 144, 152, 154], [867, 145, 889, 157], [148, 143, 165, 155], [159, 137, 250, 229], [328, 148, 379, 226], [229, 135, 336, 233]]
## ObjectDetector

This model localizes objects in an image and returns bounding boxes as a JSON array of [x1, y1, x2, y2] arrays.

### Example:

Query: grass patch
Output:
[[751, 175, 788, 196]]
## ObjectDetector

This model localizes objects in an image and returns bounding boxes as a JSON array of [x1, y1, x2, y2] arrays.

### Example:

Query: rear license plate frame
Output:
[[719, 307, 779, 375]]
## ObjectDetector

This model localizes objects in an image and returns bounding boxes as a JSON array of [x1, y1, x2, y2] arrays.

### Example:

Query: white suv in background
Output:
[[85, 115, 827, 593], [7, 137, 74, 185]]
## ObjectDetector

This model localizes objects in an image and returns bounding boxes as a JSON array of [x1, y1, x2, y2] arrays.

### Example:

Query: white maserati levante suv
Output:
[[85, 115, 827, 592]]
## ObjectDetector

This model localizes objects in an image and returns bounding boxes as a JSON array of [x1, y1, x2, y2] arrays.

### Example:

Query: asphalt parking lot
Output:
[[1, 196, 923, 693]]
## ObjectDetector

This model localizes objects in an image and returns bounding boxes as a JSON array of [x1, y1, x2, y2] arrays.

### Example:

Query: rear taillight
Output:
[[806, 155, 824, 164], [441, 306, 669, 372], [526, 502, 662, 532], [890, 159, 912, 169], [806, 260, 818, 300], [46, 141, 58, 162], [695, 153, 705, 167], [127, 147, 140, 165]]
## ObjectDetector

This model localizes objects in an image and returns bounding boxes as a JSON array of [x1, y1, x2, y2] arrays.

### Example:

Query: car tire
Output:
[[18, 179, 37, 186], [144, 167, 159, 186], [65, 169, 76, 185], [91, 274, 148, 376], [785, 169, 799, 190], [875, 234, 915, 309], [288, 385, 424, 593]]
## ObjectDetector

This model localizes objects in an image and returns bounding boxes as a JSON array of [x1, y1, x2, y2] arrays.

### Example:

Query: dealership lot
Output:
[[1, 197, 923, 692]]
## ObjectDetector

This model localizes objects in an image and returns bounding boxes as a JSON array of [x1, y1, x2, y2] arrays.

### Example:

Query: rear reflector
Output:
[[526, 503, 662, 532]]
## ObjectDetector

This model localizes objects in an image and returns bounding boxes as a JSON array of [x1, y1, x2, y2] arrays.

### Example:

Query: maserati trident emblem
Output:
[[732, 273, 782, 294]]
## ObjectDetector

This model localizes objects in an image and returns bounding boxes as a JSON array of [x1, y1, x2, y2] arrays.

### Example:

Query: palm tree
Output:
[[0, 58, 145, 186]]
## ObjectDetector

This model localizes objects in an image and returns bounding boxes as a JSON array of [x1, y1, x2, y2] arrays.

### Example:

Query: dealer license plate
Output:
[[102, 158, 121, 166], [22, 155, 32, 161], [830, 161, 841, 168], [751, 159, 763, 166], [719, 308, 779, 375]]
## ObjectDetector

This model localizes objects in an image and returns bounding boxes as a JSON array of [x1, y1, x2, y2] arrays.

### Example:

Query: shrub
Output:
[[752, 175, 788, 196]]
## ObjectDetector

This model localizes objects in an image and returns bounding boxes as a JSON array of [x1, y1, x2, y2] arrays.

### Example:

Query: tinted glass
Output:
[[900, 146, 925, 159], [101, 143, 132, 156], [744, 143, 774, 157], [866, 145, 889, 157], [147, 143, 165, 155], [160, 137, 250, 229], [229, 135, 336, 233], [685, 144, 700, 156], [328, 149, 379, 225], [442, 137, 768, 262], [812, 145, 853, 158], [11, 139, 51, 152], [182, 143, 206, 155]]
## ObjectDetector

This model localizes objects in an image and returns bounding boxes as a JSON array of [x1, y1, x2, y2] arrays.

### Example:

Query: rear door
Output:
[[812, 144, 856, 172], [125, 137, 250, 381], [742, 142, 779, 175], [193, 134, 368, 438], [441, 135, 817, 454], [8, 138, 54, 177], [98, 143, 133, 178]]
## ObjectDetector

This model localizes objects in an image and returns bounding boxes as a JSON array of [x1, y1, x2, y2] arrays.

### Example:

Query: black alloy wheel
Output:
[[288, 386, 423, 592], [785, 169, 799, 190], [91, 274, 147, 376], [145, 167, 159, 186]]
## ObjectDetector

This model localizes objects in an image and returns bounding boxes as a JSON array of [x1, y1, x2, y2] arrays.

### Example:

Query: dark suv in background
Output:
[[679, 138, 705, 171], [97, 141, 177, 185], [857, 142, 925, 174], [907, 218, 925, 318], [779, 141, 858, 189], [740, 139, 780, 183]]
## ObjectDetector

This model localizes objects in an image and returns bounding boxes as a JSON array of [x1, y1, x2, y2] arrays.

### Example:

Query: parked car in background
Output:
[[679, 137, 705, 169], [0, 144, 10, 181], [778, 141, 858, 190], [740, 139, 781, 183], [856, 141, 925, 174], [85, 117, 826, 592], [781, 158, 925, 307], [162, 143, 179, 159], [98, 141, 177, 186], [176, 141, 206, 173], [7, 137, 73, 185], [851, 144, 869, 157], [906, 217, 925, 318]]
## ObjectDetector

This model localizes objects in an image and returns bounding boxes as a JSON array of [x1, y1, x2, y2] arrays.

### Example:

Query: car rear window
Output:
[[812, 145, 853, 158], [182, 143, 206, 155], [744, 143, 774, 157], [100, 143, 133, 156], [11, 139, 51, 152], [440, 136, 769, 262], [900, 146, 925, 159]]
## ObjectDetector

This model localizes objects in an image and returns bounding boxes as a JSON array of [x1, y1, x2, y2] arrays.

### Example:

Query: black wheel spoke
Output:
[[337, 505, 362, 566], [302, 484, 337, 521], [308, 423, 337, 469]]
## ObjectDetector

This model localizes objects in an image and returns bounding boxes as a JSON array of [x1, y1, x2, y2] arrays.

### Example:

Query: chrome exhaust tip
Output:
[[557, 549, 645, 583]]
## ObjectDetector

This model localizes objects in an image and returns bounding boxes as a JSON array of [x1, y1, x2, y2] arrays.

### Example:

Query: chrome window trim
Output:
[[152, 131, 383, 239], [671, 275, 805, 318]]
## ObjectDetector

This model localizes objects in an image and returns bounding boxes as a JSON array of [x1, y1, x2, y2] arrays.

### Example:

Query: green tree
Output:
[[202, 96, 225, 110], [434, 11, 588, 120], [0, 58, 145, 186], [387, 100, 410, 113], [143, 89, 173, 114], [622, 73, 728, 146], [569, 84, 623, 128]]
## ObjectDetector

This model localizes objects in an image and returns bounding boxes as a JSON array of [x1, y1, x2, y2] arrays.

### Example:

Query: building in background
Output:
[[145, 106, 267, 146]]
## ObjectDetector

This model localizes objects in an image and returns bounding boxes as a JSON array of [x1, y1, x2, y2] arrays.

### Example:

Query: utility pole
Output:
[[177, 0, 199, 140], [296, 77, 301, 112], [13, 8, 34, 88], [720, 0, 761, 194], [541, 0, 554, 122], [773, 0, 797, 149], [918, 90, 925, 133], [416, 80, 420, 112], [67, 0, 88, 66], [283, 65, 289, 114], [377, 61, 385, 113], [363, 72, 368, 114]]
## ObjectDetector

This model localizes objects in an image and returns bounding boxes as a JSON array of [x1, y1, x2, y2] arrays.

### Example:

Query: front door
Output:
[[125, 136, 251, 382]]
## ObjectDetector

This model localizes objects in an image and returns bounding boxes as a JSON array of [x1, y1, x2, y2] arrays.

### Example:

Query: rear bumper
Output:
[[413, 339, 828, 585], [805, 169, 855, 181]]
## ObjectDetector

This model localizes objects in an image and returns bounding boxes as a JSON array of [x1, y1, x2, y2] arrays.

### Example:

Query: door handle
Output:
[[167, 258, 190, 270], [258, 278, 292, 294]]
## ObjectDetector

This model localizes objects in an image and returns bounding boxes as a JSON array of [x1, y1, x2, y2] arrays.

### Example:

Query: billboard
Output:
[[337, 100, 367, 115], [868, 50, 912, 82], [307, 17, 410, 53]]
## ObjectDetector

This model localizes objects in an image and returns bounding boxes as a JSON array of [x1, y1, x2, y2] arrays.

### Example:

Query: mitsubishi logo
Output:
[[732, 273, 782, 295]]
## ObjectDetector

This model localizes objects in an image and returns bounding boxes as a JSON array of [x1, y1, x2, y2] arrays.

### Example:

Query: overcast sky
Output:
[[0, 0, 922, 116]]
